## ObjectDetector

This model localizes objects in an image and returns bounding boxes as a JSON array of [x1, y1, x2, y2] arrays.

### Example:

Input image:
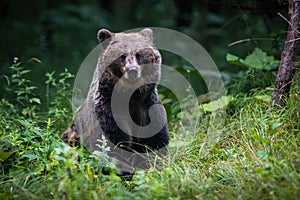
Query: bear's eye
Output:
[[135, 52, 142, 61], [119, 54, 126, 62]]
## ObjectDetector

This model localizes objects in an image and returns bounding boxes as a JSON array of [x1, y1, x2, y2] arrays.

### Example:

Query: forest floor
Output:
[[0, 70, 299, 200]]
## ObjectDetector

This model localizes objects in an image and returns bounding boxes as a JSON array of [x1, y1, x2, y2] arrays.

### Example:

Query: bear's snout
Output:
[[123, 55, 141, 81], [126, 66, 139, 80]]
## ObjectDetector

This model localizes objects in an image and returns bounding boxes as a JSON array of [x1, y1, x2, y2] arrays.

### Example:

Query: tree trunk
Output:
[[271, 0, 300, 107]]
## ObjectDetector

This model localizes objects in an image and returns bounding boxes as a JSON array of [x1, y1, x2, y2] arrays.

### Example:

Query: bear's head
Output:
[[97, 28, 162, 89]]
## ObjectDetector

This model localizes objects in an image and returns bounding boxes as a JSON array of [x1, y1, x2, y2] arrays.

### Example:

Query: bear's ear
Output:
[[140, 28, 153, 40], [97, 29, 113, 43]]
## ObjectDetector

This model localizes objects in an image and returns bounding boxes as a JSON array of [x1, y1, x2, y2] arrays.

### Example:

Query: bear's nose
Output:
[[127, 66, 139, 80]]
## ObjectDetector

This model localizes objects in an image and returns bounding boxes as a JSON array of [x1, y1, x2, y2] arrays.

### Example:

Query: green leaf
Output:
[[254, 95, 271, 105], [161, 98, 172, 104], [270, 121, 281, 130], [226, 48, 280, 71], [20, 69, 31, 75], [226, 53, 249, 68], [244, 48, 279, 71], [0, 192, 13, 200], [30, 97, 41, 104], [26, 86, 37, 91], [16, 90, 26, 96], [0, 151, 16, 162], [201, 96, 233, 112], [252, 134, 270, 144]]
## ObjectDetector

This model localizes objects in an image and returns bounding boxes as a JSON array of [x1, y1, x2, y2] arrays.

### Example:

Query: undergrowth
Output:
[[0, 60, 299, 200]]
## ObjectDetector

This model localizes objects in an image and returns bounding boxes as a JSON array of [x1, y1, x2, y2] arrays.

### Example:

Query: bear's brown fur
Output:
[[62, 28, 169, 178]]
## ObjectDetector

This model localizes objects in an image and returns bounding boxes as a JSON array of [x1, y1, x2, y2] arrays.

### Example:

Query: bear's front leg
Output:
[[61, 124, 80, 147]]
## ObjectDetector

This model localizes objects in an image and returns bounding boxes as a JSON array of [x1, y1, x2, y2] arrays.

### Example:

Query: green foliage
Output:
[[226, 48, 280, 71], [0, 1, 295, 199], [45, 69, 74, 129], [228, 68, 276, 96], [226, 48, 278, 96], [4, 58, 42, 118], [0, 62, 299, 199], [3, 60, 74, 131], [201, 95, 233, 112]]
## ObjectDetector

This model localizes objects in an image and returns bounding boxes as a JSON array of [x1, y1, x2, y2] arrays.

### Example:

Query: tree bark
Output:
[[271, 0, 300, 107]]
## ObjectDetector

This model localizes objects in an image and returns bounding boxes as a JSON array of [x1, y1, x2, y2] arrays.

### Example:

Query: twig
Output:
[[277, 12, 300, 34]]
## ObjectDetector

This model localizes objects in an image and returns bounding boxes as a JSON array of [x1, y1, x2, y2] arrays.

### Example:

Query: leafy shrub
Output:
[[0, 57, 299, 199], [226, 48, 279, 95], [45, 69, 74, 130], [3, 58, 42, 118]]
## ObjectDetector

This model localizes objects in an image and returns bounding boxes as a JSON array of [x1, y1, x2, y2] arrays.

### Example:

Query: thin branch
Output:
[[228, 38, 283, 47], [286, 37, 300, 43], [277, 12, 300, 34]]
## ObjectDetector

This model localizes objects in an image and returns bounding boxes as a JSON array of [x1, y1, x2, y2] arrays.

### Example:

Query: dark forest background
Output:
[[0, 0, 288, 99]]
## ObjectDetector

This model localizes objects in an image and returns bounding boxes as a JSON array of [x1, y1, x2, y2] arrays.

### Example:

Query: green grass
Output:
[[0, 70, 299, 200]]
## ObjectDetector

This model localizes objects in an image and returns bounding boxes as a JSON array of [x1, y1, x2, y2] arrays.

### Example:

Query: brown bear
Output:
[[61, 28, 169, 178]]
